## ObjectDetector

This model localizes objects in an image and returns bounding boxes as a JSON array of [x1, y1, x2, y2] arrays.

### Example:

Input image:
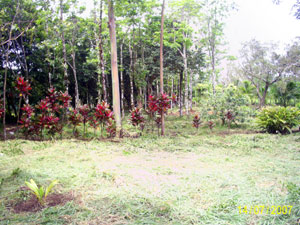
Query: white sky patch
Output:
[[224, 0, 300, 56]]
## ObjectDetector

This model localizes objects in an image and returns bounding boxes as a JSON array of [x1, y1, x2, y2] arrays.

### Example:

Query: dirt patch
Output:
[[12, 192, 74, 213]]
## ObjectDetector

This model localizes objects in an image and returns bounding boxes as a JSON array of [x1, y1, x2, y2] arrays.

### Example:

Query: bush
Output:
[[256, 106, 300, 134]]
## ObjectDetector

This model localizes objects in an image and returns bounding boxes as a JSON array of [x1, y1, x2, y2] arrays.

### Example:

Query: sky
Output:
[[224, 0, 300, 56]]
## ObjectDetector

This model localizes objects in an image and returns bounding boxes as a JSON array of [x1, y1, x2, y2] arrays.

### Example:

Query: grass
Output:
[[0, 114, 300, 225]]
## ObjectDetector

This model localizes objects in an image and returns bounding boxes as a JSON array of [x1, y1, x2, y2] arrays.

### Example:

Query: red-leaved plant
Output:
[[16, 77, 32, 96], [130, 107, 145, 134], [68, 109, 82, 136], [225, 111, 234, 128], [88, 115, 99, 135], [19, 104, 34, 138], [147, 94, 171, 135], [207, 120, 215, 131], [44, 114, 60, 136], [79, 104, 90, 136], [94, 101, 114, 137], [15, 77, 32, 135], [193, 114, 201, 131], [157, 93, 171, 114]]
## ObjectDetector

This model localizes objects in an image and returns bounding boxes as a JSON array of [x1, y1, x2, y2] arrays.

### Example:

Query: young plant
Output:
[[68, 109, 82, 136], [106, 118, 116, 138], [88, 115, 99, 135], [94, 101, 113, 137], [225, 111, 234, 128], [25, 179, 59, 205], [79, 104, 90, 136], [207, 120, 215, 131], [130, 107, 145, 134], [147, 95, 158, 132], [193, 114, 202, 131]]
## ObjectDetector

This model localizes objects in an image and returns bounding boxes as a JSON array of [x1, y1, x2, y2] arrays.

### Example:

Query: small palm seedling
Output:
[[25, 179, 59, 205]]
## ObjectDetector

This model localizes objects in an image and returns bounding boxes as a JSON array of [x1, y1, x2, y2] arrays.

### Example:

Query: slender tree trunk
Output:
[[107, 0, 121, 134], [60, 0, 69, 94], [3, 52, 9, 141], [189, 69, 193, 111], [171, 78, 174, 109], [71, 51, 80, 108], [129, 42, 134, 109], [99, 0, 107, 102], [160, 0, 165, 136], [120, 42, 125, 118], [179, 70, 183, 116], [259, 84, 269, 108], [93, 0, 101, 103], [183, 42, 189, 115]]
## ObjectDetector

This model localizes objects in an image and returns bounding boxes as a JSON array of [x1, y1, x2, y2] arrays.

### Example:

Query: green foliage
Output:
[[201, 85, 249, 126], [25, 179, 59, 205], [256, 106, 300, 134]]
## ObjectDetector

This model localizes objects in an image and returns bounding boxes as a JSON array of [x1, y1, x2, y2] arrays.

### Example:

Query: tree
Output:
[[59, 0, 69, 95], [201, 0, 234, 95], [273, 0, 300, 19], [239, 39, 300, 107], [0, 0, 35, 140], [107, 0, 121, 134], [160, 0, 165, 136]]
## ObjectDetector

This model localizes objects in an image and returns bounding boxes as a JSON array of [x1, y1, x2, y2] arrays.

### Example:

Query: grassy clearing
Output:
[[0, 115, 300, 225]]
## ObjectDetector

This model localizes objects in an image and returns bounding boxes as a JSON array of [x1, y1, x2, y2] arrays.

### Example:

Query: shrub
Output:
[[256, 106, 300, 134]]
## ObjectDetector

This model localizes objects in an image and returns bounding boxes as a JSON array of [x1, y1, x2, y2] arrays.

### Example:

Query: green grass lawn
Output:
[[0, 115, 300, 225]]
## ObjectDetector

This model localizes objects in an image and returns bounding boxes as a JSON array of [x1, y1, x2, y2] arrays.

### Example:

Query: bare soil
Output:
[[12, 192, 73, 213]]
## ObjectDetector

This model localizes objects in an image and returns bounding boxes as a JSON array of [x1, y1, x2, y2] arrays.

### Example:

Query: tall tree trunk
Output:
[[171, 78, 174, 109], [93, 0, 101, 103], [120, 42, 125, 118], [107, 0, 121, 134], [60, 0, 69, 94], [129, 42, 134, 109], [179, 70, 183, 117], [189, 69, 193, 111], [259, 83, 269, 108], [160, 0, 166, 136], [183, 42, 189, 115], [71, 51, 80, 108], [99, 0, 107, 102], [3, 52, 9, 141]]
